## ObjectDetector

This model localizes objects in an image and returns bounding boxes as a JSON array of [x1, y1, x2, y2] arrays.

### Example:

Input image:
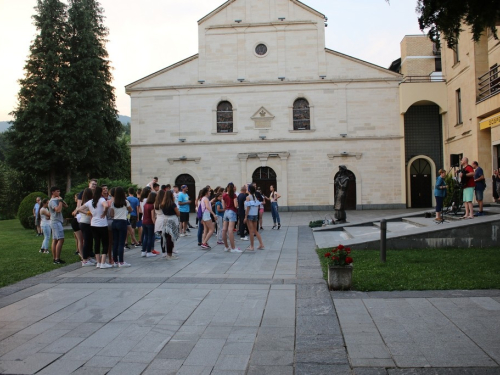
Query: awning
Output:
[[480, 112, 500, 130]]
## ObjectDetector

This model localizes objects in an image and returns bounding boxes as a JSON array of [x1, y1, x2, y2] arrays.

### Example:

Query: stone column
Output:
[[279, 152, 290, 207], [238, 153, 249, 188]]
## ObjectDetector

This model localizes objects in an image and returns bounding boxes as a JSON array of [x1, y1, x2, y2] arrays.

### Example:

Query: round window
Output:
[[255, 44, 268, 56]]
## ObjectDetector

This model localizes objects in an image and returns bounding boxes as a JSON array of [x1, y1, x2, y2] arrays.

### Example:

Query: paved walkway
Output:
[[0, 210, 499, 375]]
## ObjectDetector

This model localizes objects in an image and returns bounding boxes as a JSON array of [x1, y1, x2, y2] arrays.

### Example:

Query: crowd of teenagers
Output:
[[33, 178, 282, 267]]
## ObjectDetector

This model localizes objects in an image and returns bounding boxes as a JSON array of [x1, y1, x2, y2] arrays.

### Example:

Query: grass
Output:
[[316, 247, 500, 291], [0, 219, 80, 288]]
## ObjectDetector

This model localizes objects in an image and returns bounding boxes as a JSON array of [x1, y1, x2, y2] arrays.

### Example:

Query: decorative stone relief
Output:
[[251, 107, 275, 129]]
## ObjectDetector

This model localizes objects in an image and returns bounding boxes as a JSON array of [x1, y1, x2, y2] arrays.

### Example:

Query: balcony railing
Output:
[[478, 64, 500, 102], [402, 75, 445, 83]]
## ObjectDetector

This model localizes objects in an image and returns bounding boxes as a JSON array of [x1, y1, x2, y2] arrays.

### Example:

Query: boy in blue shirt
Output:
[[178, 185, 191, 236]]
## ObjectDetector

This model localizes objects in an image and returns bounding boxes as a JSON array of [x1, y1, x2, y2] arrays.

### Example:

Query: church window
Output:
[[217, 101, 233, 133], [293, 98, 310, 130], [255, 44, 268, 56]]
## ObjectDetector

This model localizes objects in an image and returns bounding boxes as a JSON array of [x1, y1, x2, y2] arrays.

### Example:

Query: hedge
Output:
[[18, 192, 48, 229]]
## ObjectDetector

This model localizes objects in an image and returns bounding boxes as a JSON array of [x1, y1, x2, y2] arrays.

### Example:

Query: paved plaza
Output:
[[0, 211, 499, 374]]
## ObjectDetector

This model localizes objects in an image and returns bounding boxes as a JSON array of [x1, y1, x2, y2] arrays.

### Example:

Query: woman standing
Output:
[[38, 199, 51, 254], [161, 190, 180, 260], [110, 187, 132, 267], [154, 190, 166, 256], [200, 187, 216, 249], [493, 169, 500, 203], [222, 183, 242, 253], [195, 189, 205, 247], [269, 185, 281, 230], [434, 169, 447, 222], [78, 186, 111, 268], [78, 188, 95, 266], [142, 192, 157, 257], [244, 185, 265, 251]]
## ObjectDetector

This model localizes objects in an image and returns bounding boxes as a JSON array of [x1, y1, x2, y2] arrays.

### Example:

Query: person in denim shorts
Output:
[[244, 184, 265, 251], [48, 186, 68, 264], [222, 183, 242, 253]]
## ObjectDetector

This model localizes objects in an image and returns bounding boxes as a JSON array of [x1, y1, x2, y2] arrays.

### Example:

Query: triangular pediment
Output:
[[251, 107, 275, 120]]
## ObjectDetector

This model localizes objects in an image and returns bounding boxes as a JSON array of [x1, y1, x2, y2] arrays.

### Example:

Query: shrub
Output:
[[17, 192, 48, 229]]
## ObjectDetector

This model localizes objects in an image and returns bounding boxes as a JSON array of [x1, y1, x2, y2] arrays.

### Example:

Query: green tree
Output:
[[61, 0, 123, 188], [416, 0, 500, 48], [6, 0, 68, 190]]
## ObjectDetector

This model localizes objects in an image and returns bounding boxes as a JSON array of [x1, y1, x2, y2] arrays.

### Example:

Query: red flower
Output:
[[338, 244, 345, 250], [346, 248, 351, 254], [332, 256, 339, 261], [345, 257, 353, 264], [324, 253, 331, 257], [332, 249, 338, 253]]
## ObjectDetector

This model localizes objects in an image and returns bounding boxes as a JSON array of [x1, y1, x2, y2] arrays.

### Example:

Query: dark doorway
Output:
[[252, 167, 277, 212], [175, 174, 196, 212], [334, 170, 357, 210], [410, 159, 432, 208]]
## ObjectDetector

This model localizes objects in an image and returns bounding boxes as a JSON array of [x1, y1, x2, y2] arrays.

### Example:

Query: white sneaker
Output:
[[88, 258, 97, 264], [180, 233, 186, 237], [185, 232, 191, 236], [240, 237, 249, 241], [100, 263, 112, 269], [82, 261, 94, 267], [173, 249, 179, 254], [141, 252, 146, 257], [111, 263, 118, 268], [166, 255, 179, 260], [119, 262, 131, 267], [230, 248, 243, 253], [162, 253, 167, 258], [224, 247, 230, 252], [146, 252, 157, 258], [96, 262, 101, 268]]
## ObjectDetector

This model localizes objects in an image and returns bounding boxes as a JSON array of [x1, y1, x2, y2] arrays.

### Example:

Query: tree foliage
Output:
[[416, 0, 500, 48], [18, 192, 49, 229]]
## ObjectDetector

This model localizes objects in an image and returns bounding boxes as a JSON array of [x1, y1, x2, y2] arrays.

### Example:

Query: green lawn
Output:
[[0, 220, 80, 288], [317, 247, 500, 291]]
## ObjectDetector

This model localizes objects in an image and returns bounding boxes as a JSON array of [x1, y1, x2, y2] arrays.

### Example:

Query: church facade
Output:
[[126, 0, 405, 210]]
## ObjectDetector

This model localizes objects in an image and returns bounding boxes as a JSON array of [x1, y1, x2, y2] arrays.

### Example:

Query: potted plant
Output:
[[325, 244, 353, 290]]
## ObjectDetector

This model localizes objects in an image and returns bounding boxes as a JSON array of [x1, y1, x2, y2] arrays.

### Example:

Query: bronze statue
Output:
[[334, 165, 350, 223]]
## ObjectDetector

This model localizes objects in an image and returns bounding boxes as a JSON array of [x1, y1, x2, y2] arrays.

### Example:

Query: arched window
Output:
[[293, 98, 310, 130], [217, 101, 233, 133]]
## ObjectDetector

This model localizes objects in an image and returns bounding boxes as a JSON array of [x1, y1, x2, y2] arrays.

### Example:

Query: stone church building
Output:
[[126, 0, 405, 211]]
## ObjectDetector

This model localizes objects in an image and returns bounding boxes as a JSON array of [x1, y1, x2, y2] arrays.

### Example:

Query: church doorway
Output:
[[410, 158, 432, 208], [252, 167, 277, 212], [334, 170, 357, 210], [175, 174, 196, 212]]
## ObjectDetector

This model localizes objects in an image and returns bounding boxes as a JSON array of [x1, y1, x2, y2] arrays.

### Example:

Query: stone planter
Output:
[[328, 265, 353, 291]]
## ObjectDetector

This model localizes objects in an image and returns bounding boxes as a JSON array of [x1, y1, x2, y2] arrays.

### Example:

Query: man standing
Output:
[[178, 185, 191, 236], [147, 177, 158, 189], [472, 161, 486, 216], [127, 188, 140, 247], [460, 157, 476, 219], [237, 185, 249, 240], [48, 187, 68, 264], [33, 197, 42, 236]]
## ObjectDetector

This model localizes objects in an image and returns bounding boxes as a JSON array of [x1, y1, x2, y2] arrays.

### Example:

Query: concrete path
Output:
[[0, 210, 499, 375]]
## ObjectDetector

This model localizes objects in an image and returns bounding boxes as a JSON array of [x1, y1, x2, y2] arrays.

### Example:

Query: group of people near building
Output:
[[34, 178, 282, 267], [434, 157, 486, 221]]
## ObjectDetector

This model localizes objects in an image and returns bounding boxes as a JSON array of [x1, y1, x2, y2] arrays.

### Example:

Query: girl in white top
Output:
[[78, 186, 111, 269], [244, 185, 265, 251], [269, 185, 281, 229], [200, 187, 216, 249], [39, 199, 51, 254], [153, 190, 167, 256], [110, 187, 132, 267], [77, 188, 95, 266]]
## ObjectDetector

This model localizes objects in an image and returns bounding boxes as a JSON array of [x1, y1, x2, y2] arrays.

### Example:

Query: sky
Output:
[[0, 0, 424, 121]]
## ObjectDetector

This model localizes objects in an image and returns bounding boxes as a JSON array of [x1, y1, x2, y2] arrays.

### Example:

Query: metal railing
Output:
[[478, 64, 500, 102], [402, 75, 445, 83]]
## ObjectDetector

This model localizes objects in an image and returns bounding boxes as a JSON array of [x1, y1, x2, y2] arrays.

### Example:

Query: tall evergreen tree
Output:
[[6, 0, 68, 190], [61, 0, 123, 188]]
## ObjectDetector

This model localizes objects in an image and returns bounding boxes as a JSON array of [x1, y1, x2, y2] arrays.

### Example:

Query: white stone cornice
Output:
[[327, 153, 362, 160], [167, 157, 201, 164]]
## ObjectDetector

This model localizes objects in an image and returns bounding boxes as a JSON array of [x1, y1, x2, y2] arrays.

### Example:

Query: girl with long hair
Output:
[[38, 199, 51, 254], [160, 190, 180, 259], [110, 187, 132, 267], [269, 185, 281, 229], [222, 183, 242, 253], [154, 190, 166, 255], [195, 189, 205, 246], [78, 188, 95, 266], [141, 191, 157, 257], [245, 185, 265, 251], [200, 187, 216, 249], [78, 186, 111, 268]]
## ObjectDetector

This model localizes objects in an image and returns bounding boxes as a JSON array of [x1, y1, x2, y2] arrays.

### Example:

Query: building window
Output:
[[435, 57, 442, 72], [293, 98, 310, 130], [217, 101, 233, 133], [255, 44, 268, 56], [456, 89, 462, 124], [453, 42, 460, 64]]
